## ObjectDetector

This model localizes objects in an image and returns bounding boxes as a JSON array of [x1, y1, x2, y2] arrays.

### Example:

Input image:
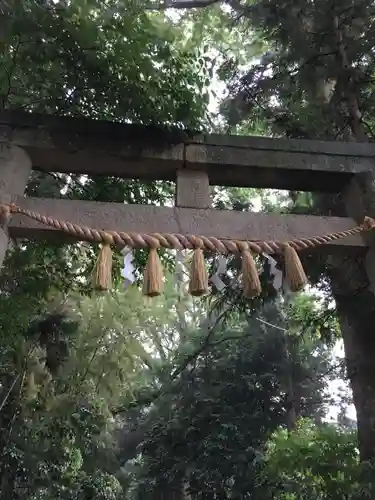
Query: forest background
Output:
[[0, 0, 374, 499]]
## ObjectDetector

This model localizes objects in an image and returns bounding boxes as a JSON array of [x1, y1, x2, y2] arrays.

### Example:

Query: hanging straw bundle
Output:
[[283, 243, 308, 292], [94, 243, 113, 291], [239, 242, 261, 298], [143, 245, 164, 297], [189, 245, 209, 296]]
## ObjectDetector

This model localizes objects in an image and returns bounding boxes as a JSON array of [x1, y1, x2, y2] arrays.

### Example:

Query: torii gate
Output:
[[0, 110, 374, 298], [4, 112, 375, 465]]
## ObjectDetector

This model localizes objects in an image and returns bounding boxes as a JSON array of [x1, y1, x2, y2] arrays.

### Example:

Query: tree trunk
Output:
[[319, 172, 375, 472], [312, 171, 375, 490], [329, 255, 375, 462], [327, 15, 375, 476]]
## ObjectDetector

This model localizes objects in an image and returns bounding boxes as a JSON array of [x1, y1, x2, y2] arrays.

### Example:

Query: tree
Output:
[[0, 282, 200, 499], [0, 1, 212, 498], [0, 308, 123, 500], [117, 294, 336, 499], [210, 0, 375, 473], [0, 1, 365, 497], [260, 419, 361, 500], [1, 0, 210, 126]]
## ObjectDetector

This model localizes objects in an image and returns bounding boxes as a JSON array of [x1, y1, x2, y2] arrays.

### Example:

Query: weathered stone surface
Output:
[[2, 111, 375, 191], [191, 131, 375, 156], [9, 196, 365, 250], [0, 146, 32, 266], [184, 145, 372, 191], [344, 171, 375, 293], [175, 169, 211, 208]]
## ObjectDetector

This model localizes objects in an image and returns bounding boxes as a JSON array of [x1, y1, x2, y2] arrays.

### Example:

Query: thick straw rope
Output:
[[1, 203, 374, 254]]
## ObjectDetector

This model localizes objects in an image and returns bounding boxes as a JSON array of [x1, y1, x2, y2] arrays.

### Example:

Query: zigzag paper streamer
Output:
[[210, 255, 227, 291], [121, 247, 135, 288], [263, 252, 283, 291]]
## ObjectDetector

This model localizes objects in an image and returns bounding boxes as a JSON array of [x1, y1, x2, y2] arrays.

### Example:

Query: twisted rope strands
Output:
[[2, 202, 375, 295], [2, 203, 374, 255]]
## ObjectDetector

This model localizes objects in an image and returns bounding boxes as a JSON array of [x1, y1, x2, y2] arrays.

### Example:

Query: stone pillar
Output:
[[174, 169, 211, 332], [175, 169, 211, 209], [0, 145, 32, 267], [335, 169, 375, 463], [344, 171, 375, 293]]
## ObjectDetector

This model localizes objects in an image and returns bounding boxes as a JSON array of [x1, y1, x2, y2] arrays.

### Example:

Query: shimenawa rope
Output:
[[1, 203, 374, 297]]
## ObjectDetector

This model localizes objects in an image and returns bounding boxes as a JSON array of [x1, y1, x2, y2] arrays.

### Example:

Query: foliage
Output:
[[0, 1, 367, 498], [1, 0, 210, 127], [123, 299, 336, 499], [0, 283, 179, 499], [0, 304, 120, 499], [0, 1, 213, 495], [219, 0, 375, 141], [260, 419, 361, 499]]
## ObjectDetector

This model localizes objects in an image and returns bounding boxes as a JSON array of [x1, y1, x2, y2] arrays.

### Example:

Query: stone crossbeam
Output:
[[1, 111, 375, 192], [8, 196, 365, 250]]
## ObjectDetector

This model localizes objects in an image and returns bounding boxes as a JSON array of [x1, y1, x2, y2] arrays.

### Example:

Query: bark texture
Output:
[[329, 254, 375, 461]]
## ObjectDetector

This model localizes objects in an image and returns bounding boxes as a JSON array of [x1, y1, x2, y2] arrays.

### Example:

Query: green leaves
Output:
[[124, 300, 337, 499], [1, 0, 209, 127], [218, 0, 375, 141], [262, 420, 361, 499], [0, 3, 214, 498]]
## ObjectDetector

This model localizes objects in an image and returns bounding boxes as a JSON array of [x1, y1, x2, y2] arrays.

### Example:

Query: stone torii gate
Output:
[[0, 111, 374, 290], [0, 111, 374, 273], [1, 111, 375, 297], [0, 112, 374, 277], [3, 110, 375, 458]]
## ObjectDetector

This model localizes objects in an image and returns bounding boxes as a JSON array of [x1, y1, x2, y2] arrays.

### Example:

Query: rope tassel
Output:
[[94, 244, 113, 291], [189, 247, 209, 296], [2, 203, 374, 298], [143, 247, 164, 297], [283, 244, 308, 292], [241, 245, 261, 298]]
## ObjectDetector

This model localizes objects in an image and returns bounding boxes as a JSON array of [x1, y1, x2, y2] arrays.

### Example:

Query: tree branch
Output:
[[333, 14, 368, 141], [1, 37, 22, 110], [145, 0, 220, 10], [169, 305, 231, 380]]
